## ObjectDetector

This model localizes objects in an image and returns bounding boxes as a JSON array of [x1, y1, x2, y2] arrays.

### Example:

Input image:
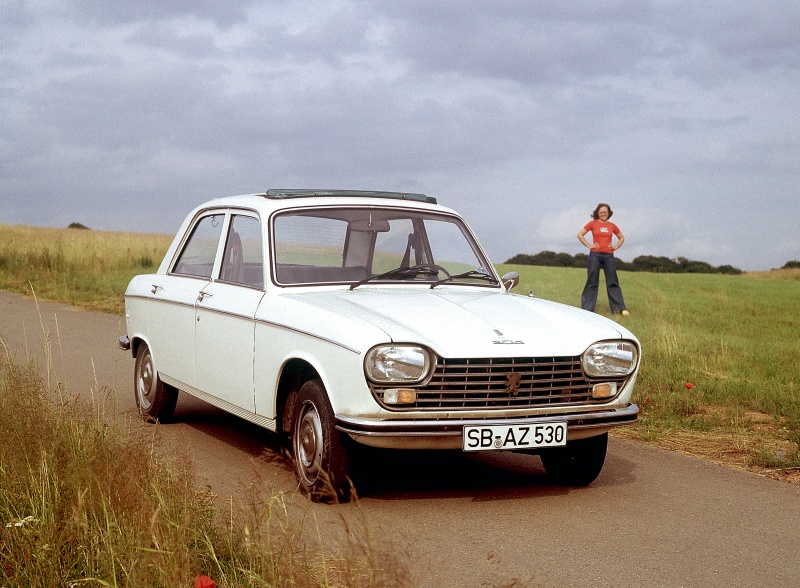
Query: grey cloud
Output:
[[67, 0, 254, 28], [2, 0, 798, 270]]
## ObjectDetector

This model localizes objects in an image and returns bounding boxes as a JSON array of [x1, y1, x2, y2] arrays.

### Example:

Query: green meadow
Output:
[[1, 223, 798, 584], [497, 263, 800, 475], [2, 222, 799, 475], [0, 224, 173, 314]]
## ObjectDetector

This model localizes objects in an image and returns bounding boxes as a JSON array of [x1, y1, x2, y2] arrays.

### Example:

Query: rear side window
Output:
[[172, 214, 224, 278]]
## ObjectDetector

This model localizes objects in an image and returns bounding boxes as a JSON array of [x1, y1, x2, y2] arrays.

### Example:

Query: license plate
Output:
[[462, 422, 567, 452]]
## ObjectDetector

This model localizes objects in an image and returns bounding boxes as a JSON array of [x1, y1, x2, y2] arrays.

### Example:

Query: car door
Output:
[[147, 212, 225, 388], [194, 213, 265, 413]]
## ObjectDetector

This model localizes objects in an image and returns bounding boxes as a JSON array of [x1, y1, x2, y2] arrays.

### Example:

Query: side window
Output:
[[173, 214, 224, 278], [220, 215, 263, 288]]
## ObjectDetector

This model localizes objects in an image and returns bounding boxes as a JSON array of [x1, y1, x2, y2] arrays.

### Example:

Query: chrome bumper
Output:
[[335, 404, 639, 437], [118, 335, 131, 351]]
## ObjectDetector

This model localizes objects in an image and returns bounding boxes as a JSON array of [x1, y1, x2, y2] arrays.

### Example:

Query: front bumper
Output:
[[336, 403, 638, 449]]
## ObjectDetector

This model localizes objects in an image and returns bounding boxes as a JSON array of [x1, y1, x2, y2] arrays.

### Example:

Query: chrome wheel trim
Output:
[[294, 400, 324, 487], [136, 348, 155, 411]]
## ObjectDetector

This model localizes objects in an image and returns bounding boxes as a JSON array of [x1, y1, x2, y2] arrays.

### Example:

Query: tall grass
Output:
[[0, 342, 411, 587], [0, 224, 172, 314]]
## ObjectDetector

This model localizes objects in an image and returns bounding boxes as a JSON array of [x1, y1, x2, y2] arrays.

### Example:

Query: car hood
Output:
[[283, 287, 634, 358]]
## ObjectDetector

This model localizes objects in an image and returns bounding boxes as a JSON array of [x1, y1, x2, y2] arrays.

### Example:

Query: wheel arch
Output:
[[129, 334, 158, 363], [276, 358, 321, 434], [130, 335, 146, 359]]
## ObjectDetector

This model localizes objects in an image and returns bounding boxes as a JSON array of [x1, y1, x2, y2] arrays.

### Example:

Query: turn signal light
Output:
[[591, 382, 617, 399], [383, 389, 417, 405]]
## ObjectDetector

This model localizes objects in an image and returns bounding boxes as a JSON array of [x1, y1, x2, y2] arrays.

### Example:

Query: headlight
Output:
[[365, 345, 432, 384], [583, 341, 638, 377]]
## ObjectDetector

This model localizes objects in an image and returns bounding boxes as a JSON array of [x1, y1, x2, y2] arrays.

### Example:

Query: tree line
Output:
[[504, 251, 745, 274]]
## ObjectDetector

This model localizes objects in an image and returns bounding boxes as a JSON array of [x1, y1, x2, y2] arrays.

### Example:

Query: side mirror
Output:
[[501, 271, 519, 292]]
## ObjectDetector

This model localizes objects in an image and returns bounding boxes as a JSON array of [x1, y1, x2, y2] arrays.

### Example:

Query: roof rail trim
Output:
[[264, 189, 437, 205]]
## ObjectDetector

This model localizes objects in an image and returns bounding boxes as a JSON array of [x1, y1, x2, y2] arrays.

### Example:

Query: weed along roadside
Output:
[[1, 223, 799, 482], [0, 345, 413, 587]]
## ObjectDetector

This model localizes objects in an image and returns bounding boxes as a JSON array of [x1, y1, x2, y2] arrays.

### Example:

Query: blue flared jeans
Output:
[[581, 252, 627, 313]]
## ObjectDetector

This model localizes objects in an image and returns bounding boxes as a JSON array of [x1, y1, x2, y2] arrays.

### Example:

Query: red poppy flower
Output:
[[194, 576, 216, 588], [685, 382, 694, 390]]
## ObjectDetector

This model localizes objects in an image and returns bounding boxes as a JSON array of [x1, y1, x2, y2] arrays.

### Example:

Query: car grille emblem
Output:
[[505, 373, 522, 396]]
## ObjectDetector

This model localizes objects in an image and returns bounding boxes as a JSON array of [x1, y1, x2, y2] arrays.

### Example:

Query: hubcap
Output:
[[295, 401, 324, 486], [137, 350, 154, 410]]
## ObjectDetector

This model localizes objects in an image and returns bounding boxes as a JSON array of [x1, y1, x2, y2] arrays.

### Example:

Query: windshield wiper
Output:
[[349, 264, 442, 290], [430, 269, 500, 289]]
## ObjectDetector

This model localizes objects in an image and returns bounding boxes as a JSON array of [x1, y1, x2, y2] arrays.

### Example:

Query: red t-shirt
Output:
[[583, 220, 620, 254]]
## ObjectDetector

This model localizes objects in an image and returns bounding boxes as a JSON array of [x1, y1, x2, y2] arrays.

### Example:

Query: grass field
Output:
[[496, 263, 800, 480], [1, 223, 798, 584], [0, 224, 172, 314], [2, 222, 799, 480]]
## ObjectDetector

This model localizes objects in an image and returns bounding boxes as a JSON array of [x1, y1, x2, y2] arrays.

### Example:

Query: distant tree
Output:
[[506, 251, 588, 268], [676, 257, 715, 273], [781, 260, 800, 269], [614, 257, 632, 271], [505, 254, 539, 265], [506, 251, 741, 274], [717, 264, 743, 275], [68, 222, 90, 230], [631, 255, 678, 273]]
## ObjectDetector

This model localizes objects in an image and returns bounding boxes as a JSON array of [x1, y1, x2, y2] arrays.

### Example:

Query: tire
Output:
[[291, 379, 352, 502], [134, 342, 178, 423], [540, 433, 608, 486]]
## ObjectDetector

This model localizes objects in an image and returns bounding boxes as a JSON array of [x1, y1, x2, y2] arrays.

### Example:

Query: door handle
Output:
[[151, 284, 163, 294], [197, 291, 213, 302]]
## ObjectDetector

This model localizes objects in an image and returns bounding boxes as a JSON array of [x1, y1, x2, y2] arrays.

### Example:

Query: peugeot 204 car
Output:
[[120, 190, 640, 501]]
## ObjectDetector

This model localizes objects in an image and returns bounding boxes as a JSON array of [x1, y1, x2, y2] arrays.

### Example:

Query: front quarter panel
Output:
[[252, 293, 391, 419]]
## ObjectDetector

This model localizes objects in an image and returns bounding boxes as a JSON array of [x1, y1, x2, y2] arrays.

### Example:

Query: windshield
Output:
[[272, 207, 496, 287]]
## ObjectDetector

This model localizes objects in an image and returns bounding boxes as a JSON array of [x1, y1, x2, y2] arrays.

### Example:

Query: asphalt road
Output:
[[2, 290, 799, 588]]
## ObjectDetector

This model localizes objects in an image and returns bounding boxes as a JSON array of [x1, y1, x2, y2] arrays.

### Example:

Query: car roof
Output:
[[195, 190, 450, 217], [264, 189, 437, 204]]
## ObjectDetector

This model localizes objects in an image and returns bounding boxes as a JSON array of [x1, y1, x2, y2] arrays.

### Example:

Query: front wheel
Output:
[[291, 379, 352, 502], [134, 342, 178, 422], [540, 433, 608, 486]]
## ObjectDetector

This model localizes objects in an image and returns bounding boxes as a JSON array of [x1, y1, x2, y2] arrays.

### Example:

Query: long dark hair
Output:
[[591, 203, 613, 220]]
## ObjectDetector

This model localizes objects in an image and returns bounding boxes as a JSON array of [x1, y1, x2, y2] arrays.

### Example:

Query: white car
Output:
[[120, 190, 640, 501]]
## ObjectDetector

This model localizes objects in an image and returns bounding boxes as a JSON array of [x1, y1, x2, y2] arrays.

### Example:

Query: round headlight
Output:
[[583, 341, 638, 377], [365, 345, 432, 384]]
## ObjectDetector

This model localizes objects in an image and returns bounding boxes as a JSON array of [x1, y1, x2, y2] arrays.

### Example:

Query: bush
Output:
[[504, 251, 743, 274]]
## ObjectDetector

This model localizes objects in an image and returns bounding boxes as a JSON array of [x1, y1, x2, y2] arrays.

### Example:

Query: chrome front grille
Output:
[[372, 356, 628, 411]]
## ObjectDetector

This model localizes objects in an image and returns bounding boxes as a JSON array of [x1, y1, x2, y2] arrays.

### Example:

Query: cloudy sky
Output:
[[2, 0, 799, 270]]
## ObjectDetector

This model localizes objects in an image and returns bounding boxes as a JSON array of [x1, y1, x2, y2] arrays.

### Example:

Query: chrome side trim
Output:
[[196, 306, 254, 321], [254, 318, 362, 355], [335, 404, 639, 437], [160, 374, 277, 432], [125, 295, 197, 311], [125, 296, 254, 321]]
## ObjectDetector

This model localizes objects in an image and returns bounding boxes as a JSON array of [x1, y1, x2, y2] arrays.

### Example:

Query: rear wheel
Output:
[[291, 379, 352, 502], [134, 342, 178, 422], [540, 433, 608, 486]]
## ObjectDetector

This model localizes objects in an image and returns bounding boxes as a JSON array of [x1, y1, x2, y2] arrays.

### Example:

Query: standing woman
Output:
[[577, 203, 629, 315]]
